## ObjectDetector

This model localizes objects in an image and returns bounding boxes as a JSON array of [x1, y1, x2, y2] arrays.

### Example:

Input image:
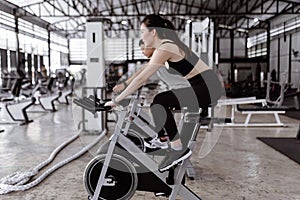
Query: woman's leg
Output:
[[151, 87, 199, 142], [150, 91, 181, 140], [158, 71, 223, 172]]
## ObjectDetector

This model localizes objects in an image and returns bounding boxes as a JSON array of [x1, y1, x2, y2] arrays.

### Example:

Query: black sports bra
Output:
[[161, 41, 199, 76]]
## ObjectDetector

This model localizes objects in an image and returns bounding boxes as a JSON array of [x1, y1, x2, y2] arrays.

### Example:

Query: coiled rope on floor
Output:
[[0, 129, 107, 195]]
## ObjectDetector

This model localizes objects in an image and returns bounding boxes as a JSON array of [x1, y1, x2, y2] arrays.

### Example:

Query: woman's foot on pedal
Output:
[[144, 136, 169, 149], [158, 148, 192, 172]]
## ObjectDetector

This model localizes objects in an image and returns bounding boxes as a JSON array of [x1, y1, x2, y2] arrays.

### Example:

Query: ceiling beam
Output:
[[20, 0, 52, 8]]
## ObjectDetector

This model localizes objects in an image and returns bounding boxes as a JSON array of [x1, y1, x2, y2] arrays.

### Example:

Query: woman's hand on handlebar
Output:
[[104, 100, 118, 108]]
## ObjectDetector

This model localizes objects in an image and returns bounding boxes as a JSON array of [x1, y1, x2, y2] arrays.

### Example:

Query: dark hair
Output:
[[141, 14, 192, 58], [164, 19, 175, 30], [138, 39, 144, 46]]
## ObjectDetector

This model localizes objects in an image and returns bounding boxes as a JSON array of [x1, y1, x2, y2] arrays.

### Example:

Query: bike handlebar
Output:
[[74, 82, 158, 114], [73, 95, 111, 114]]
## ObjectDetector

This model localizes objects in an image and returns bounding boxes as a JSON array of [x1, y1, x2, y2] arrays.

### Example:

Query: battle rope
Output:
[[0, 129, 107, 194]]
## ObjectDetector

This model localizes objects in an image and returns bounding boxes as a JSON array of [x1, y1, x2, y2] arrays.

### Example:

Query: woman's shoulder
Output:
[[158, 40, 181, 53], [160, 39, 176, 45], [159, 40, 177, 49]]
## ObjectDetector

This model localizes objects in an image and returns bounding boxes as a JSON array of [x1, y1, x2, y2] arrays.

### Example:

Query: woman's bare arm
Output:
[[115, 49, 171, 102]]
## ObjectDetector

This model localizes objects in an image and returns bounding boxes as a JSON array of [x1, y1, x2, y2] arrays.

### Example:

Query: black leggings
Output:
[[150, 70, 222, 147]]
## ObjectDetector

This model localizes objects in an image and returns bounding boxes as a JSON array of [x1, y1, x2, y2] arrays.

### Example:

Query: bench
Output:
[[216, 97, 287, 127]]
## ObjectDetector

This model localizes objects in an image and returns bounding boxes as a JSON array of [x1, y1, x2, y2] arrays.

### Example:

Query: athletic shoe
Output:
[[143, 146, 169, 155], [144, 136, 169, 149], [158, 148, 192, 172]]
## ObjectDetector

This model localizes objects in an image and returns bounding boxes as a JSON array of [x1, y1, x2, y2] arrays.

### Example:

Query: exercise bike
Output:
[[74, 86, 203, 200]]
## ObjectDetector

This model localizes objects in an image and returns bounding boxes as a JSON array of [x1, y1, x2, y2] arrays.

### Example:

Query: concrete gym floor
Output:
[[0, 99, 299, 200]]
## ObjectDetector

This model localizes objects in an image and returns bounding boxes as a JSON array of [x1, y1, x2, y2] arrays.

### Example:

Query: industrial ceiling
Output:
[[1, 0, 300, 38]]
